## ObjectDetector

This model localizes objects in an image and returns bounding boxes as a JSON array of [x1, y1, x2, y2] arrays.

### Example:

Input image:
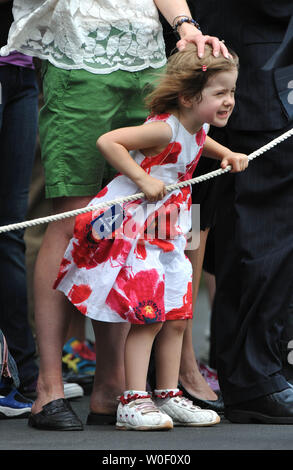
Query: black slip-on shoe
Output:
[[178, 382, 225, 414], [28, 398, 83, 430], [225, 388, 293, 424], [86, 412, 116, 425]]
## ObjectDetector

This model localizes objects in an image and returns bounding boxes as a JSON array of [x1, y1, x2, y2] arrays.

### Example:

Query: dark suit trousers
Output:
[[210, 124, 293, 405], [0, 65, 39, 386]]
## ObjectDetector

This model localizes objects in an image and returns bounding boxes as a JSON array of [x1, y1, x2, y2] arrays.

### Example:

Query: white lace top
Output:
[[1, 0, 167, 74]]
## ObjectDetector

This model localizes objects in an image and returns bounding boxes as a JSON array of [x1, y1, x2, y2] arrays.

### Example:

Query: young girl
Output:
[[54, 44, 248, 431]]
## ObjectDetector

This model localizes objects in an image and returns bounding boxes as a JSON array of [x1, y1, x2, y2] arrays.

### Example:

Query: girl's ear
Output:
[[179, 93, 193, 109]]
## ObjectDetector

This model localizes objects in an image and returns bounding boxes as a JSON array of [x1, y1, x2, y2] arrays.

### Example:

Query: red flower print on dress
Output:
[[196, 127, 207, 146], [67, 284, 92, 316], [78, 304, 87, 315], [140, 142, 182, 174], [149, 239, 175, 252], [121, 204, 144, 240], [166, 281, 193, 320], [135, 239, 175, 259], [53, 258, 71, 289], [71, 211, 132, 269], [141, 191, 187, 242], [146, 113, 171, 123], [178, 147, 203, 182], [96, 186, 108, 198], [135, 241, 147, 259], [68, 284, 92, 304], [178, 186, 192, 211], [143, 207, 178, 240], [106, 267, 165, 324]]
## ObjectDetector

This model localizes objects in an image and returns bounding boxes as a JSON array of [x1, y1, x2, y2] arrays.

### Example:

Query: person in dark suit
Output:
[[187, 0, 293, 423]]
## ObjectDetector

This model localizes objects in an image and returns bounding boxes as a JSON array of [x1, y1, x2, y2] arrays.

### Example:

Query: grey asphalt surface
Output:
[[1, 288, 293, 459], [1, 394, 293, 452], [0, 396, 293, 451]]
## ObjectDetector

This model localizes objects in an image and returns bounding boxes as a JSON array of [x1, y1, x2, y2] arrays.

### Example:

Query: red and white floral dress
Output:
[[54, 114, 208, 324]]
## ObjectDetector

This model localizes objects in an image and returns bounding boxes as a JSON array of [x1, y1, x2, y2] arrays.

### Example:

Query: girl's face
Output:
[[189, 69, 238, 130]]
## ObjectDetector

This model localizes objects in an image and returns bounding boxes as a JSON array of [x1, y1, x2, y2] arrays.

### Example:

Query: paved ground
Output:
[[2, 393, 293, 468], [1, 287, 293, 458], [1, 394, 293, 452]]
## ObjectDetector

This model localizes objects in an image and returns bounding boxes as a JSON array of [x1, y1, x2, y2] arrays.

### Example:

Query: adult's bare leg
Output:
[[155, 320, 187, 390], [65, 309, 87, 343], [180, 228, 217, 400], [31, 196, 92, 415], [90, 320, 130, 415]]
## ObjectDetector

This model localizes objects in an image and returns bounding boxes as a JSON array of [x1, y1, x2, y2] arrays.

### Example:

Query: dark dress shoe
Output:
[[28, 398, 83, 430], [87, 412, 116, 425], [225, 388, 293, 424], [178, 382, 225, 413]]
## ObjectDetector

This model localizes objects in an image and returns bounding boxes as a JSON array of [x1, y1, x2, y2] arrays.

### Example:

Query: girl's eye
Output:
[[216, 90, 235, 96]]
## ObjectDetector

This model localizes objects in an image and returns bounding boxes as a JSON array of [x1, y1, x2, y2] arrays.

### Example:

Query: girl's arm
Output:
[[203, 136, 249, 173], [96, 122, 172, 202]]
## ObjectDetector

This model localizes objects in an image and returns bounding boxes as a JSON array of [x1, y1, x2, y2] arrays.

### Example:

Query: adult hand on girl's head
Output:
[[221, 151, 249, 173], [177, 30, 229, 59]]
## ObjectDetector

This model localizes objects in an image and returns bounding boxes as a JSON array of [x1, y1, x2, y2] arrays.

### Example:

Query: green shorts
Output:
[[39, 62, 164, 198]]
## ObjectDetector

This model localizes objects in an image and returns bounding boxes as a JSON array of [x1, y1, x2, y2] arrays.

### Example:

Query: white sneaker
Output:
[[154, 394, 220, 427], [64, 382, 84, 399], [116, 398, 173, 431]]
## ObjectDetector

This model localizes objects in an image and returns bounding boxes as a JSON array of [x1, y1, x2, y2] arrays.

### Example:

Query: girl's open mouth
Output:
[[217, 110, 230, 118]]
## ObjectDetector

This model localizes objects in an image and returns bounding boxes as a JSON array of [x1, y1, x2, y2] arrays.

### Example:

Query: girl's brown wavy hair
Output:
[[145, 43, 239, 115]]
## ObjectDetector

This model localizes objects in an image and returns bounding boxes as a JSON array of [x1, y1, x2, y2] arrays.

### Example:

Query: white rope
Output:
[[0, 127, 292, 234]]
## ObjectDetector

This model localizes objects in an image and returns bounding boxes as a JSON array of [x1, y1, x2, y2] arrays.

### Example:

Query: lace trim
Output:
[[5, 48, 167, 75], [2, 1, 167, 74]]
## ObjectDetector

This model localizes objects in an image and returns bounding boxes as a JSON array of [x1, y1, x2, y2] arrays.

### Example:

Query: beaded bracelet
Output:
[[173, 16, 201, 33], [172, 14, 189, 27]]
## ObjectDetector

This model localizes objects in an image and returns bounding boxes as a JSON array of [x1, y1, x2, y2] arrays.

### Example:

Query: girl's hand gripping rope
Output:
[[136, 173, 167, 203], [220, 151, 249, 173]]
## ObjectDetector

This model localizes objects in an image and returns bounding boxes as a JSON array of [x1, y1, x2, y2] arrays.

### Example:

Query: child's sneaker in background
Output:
[[0, 385, 33, 419], [63, 337, 96, 362], [62, 337, 96, 394]]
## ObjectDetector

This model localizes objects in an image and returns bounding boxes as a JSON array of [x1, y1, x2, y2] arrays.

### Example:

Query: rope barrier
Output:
[[0, 126, 292, 234]]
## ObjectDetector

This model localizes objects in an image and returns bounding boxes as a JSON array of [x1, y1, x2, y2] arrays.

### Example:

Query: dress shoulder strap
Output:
[[145, 113, 179, 142]]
